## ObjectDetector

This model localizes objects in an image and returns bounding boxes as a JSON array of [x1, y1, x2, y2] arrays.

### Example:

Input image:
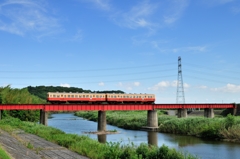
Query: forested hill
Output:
[[27, 86, 124, 100]]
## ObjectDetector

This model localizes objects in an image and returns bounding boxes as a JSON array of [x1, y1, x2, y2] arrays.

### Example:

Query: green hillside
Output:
[[27, 86, 124, 100]]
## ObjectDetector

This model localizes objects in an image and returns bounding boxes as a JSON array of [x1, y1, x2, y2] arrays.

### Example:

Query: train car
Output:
[[47, 92, 155, 104], [47, 92, 106, 104], [106, 93, 155, 104]]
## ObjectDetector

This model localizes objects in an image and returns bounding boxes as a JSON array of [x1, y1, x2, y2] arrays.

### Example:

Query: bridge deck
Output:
[[0, 104, 235, 111]]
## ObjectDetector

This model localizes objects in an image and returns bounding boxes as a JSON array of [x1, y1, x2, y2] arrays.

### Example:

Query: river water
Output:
[[48, 113, 240, 159]]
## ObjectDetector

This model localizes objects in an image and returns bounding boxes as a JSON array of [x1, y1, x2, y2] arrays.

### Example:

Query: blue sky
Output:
[[0, 0, 240, 103]]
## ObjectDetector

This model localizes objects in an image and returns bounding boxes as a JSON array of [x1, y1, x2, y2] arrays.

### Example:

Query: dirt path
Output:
[[0, 129, 89, 159]]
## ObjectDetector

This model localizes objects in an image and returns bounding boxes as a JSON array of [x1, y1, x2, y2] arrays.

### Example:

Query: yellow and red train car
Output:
[[47, 92, 155, 104]]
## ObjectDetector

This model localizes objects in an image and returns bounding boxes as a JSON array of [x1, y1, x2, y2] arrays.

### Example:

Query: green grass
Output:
[[0, 117, 198, 159], [0, 145, 11, 159], [75, 111, 240, 141]]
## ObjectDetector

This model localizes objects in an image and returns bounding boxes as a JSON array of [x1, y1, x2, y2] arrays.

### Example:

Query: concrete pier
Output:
[[40, 110, 48, 126], [97, 111, 106, 132], [204, 108, 214, 118], [144, 110, 158, 131], [178, 109, 187, 118]]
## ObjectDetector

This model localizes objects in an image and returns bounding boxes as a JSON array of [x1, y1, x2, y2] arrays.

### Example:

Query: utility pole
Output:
[[176, 56, 185, 104]]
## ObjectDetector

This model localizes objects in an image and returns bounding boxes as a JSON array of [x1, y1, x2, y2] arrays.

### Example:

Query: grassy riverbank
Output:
[[75, 111, 240, 142], [0, 117, 198, 159], [0, 145, 11, 159]]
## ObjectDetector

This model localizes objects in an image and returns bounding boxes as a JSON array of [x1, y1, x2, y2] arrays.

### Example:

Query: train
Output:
[[47, 92, 155, 104]]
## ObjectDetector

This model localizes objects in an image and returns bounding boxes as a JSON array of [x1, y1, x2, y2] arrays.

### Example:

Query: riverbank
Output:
[[75, 110, 240, 142], [0, 117, 198, 159]]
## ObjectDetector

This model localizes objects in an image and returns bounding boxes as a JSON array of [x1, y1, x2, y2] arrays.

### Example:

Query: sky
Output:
[[0, 0, 240, 103]]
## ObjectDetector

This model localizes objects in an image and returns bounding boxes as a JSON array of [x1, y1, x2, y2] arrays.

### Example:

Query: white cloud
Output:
[[204, 0, 235, 5], [198, 85, 208, 89], [231, 6, 240, 14], [98, 82, 104, 86], [82, 0, 111, 11], [172, 46, 207, 53], [148, 80, 189, 91], [134, 82, 140, 86], [163, 0, 189, 24], [0, 0, 61, 37], [211, 84, 240, 93], [112, 0, 158, 30], [117, 82, 140, 91], [60, 83, 70, 88]]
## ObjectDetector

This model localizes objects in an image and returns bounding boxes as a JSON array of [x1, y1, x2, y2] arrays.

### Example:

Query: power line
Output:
[[0, 68, 176, 79], [184, 68, 240, 81], [0, 62, 177, 73], [5, 75, 177, 86]]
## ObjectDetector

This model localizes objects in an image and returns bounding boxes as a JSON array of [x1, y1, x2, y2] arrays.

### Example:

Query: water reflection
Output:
[[98, 134, 106, 143], [148, 131, 158, 146], [48, 113, 240, 159]]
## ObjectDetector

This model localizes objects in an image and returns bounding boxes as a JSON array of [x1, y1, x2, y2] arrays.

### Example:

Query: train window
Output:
[[86, 95, 89, 98], [57, 95, 59, 97], [127, 96, 129, 98], [96, 95, 98, 98], [71, 95, 74, 97], [49, 95, 52, 97], [100, 95, 102, 98], [123, 96, 125, 98], [53, 95, 56, 97], [79, 95, 82, 98], [75, 95, 78, 98], [64, 95, 66, 97], [93, 95, 95, 97], [68, 95, 70, 97], [114, 96, 116, 98], [61, 95, 63, 97], [90, 95, 92, 98], [83, 95, 85, 97]]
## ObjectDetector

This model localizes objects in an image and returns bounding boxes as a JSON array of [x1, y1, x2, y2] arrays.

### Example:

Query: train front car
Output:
[[47, 92, 107, 104], [106, 93, 155, 104]]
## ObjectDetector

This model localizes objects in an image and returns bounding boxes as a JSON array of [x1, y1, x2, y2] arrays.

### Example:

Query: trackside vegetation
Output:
[[0, 145, 11, 159], [0, 85, 46, 122], [0, 117, 198, 159], [75, 111, 240, 142]]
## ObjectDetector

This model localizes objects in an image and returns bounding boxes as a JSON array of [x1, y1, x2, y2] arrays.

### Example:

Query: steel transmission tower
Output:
[[176, 56, 185, 103]]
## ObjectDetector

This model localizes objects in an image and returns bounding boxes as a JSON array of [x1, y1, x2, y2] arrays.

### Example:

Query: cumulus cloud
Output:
[[60, 83, 70, 87], [0, 0, 61, 37], [134, 82, 140, 86], [98, 82, 105, 86], [198, 85, 208, 89], [211, 84, 240, 93], [117, 81, 140, 90], [148, 80, 190, 91]]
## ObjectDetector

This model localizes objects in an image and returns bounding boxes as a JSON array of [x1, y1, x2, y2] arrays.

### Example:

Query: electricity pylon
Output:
[[176, 56, 185, 103]]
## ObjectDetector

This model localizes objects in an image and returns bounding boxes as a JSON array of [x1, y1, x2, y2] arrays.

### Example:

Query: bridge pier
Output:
[[204, 108, 214, 118], [146, 110, 158, 130], [177, 109, 187, 118], [98, 111, 106, 132], [40, 110, 48, 126]]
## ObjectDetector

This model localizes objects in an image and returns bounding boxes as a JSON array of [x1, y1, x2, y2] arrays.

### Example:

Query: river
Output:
[[48, 113, 240, 159]]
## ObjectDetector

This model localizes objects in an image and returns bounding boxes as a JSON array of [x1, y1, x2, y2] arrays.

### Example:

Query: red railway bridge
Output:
[[0, 103, 237, 131]]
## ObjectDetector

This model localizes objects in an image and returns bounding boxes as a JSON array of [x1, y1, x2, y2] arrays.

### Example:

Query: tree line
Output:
[[0, 85, 124, 122], [27, 85, 124, 100]]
